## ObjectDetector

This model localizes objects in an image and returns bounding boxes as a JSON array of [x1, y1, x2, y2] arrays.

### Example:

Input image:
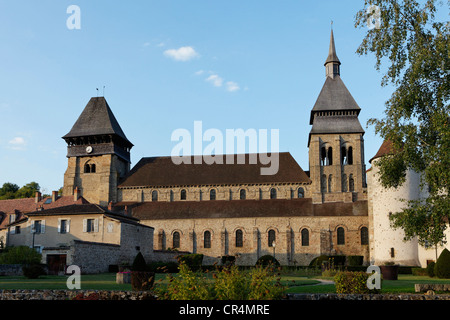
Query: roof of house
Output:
[[0, 195, 88, 230], [62, 97, 133, 147], [119, 152, 311, 188], [369, 139, 400, 163], [126, 198, 368, 220]]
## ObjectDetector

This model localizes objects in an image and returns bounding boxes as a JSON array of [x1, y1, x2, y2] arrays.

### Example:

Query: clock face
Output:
[[86, 146, 93, 154]]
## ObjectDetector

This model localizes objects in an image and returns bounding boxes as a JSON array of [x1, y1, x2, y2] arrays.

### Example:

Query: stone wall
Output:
[[0, 289, 156, 300], [0, 264, 23, 276]]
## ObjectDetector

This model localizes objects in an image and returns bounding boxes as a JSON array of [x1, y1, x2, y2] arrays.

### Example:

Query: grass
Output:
[[1, 272, 450, 295]]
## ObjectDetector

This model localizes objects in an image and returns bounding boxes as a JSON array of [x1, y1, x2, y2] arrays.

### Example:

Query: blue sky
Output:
[[0, 0, 397, 194]]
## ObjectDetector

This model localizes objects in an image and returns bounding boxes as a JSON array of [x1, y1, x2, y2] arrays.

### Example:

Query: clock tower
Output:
[[62, 97, 133, 206]]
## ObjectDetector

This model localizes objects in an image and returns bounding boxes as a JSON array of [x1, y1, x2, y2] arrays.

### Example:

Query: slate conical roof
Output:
[[308, 30, 364, 145], [63, 97, 133, 147]]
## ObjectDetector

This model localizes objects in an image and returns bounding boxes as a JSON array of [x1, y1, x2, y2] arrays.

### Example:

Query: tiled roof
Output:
[[369, 140, 400, 163], [127, 198, 368, 220], [119, 152, 311, 188], [0, 195, 88, 230]]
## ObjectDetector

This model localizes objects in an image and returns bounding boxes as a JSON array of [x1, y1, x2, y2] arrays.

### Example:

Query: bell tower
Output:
[[62, 97, 133, 206], [308, 30, 366, 204]]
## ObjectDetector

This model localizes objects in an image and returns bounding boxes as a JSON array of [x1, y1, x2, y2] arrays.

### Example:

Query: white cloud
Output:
[[194, 70, 204, 76], [206, 74, 223, 87], [8, 137, 26, 150], [143, 42, 151, 47], [164, 46, 199, 61], [226, 81, 240, 92]]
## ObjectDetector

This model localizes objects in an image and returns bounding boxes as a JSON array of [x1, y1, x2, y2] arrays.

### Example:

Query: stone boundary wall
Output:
[[415, 284, 450, 292], [0, 290, 156, 300], [151, 250, 190, 263], [286, 293, 450, 300], [0, 264, 23, 276]]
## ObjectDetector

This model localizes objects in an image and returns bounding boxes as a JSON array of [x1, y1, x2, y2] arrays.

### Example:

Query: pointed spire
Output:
[[324, 29, 341, 78]]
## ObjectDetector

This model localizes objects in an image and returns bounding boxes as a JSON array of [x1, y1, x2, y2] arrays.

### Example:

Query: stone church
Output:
[[60, 30, 372, 266]]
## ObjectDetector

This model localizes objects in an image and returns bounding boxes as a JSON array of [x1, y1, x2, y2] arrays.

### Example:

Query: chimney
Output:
[[74, 187, 80, 201], [35, 191, 41, 203], [108, 201, 113, 211], [52, 191, 58, 203]]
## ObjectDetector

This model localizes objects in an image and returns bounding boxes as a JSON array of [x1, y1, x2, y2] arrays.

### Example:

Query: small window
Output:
[[60, 219, 68, 234], [91, 164, 96, 173], [180, 189, 186, 200], [86, 219, 95, 233], [84, 163, 91, 173], [204, 231, 211, 248], [348, 147, 353, 165], [349, 174, 355, 192], [328, 175, 332, 193], [15, 226, 21, 234], [173, 231, 180, 248], [107, 222, 114, 233], [240, 189, 246, 200], [270, 188, 277, 199], [298, 187, 304, 198], [301, 228, 309, 246], [152, 190, 158, 202], [33, 220, 42, 234], [268, 229, 276, 247], [361, 227, 369, 245], [390, 247, 395, 258], [210, 189, 216, 200], [337, 227, 345, 245], [235, 229, 243, 247]]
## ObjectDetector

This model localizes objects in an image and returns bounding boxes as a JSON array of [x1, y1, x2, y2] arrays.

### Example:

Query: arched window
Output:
[[321, 147, 327, 166], [341, 146, 347, 165], [152, 190, 158, 202], [204, 231, 211, 248], [360, 227, 369, 245], [259, 188, 263, 200], [328, 175, 332, 193], [301, 228, 309, 246], [170, 190, 174, 202], [348, 147, 353, 165], [337, 227, 345, 245], [270, 188, 277, 199], [210, 189, 216, 200], [327, 147, 333, 165], [180, 189, 186, 200], [240, 189, 246, 200], [173, 231, 180, 248], [84, 163, 91, 173], [349, 174, 355, 192], [235, 229, 243, 247], [298, 187, 304, 198], [268, 229, 276, 247], [90, 164, 96, 173]]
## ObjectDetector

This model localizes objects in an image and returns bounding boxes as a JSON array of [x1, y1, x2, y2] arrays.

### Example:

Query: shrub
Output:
[[22, 264, 46, 279], [214, 265, 250, 300], [435, 249, 450, 279], [131, 271, 155, 291], [177, 254, 204, 271], [347, 255, 364, 266], [220, 255, 236, 267], [248, 265, 285, 300], [426, 262, 436, 277], [0, 246, 41, 265], [255, 255, 280, 267], [163, 262, 212, 300], [334, 271, 380, 294], [131, 252, 148, 272], [309, 255, 329, 267], [412, 267, 428, 276], [148, 261, 179, 273]]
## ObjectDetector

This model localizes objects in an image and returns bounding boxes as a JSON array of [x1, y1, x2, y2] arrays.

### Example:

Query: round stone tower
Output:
[[367, 140, 421, 266]]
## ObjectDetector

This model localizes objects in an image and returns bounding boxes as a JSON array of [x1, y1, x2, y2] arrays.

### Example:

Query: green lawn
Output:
[[1, 273, 450, 295]]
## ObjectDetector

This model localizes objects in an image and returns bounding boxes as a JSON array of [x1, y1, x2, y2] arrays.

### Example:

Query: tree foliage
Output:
[[355, 0, 449, 247], [0, 182, 42, 200]]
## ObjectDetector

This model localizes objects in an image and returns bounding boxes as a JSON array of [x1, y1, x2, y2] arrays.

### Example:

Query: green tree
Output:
[[0, 182, 19, 200], [355, 1, 449, 249], [16, 182, 41, 199]]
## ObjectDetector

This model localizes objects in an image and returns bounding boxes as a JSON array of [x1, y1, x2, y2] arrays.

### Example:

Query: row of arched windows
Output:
[[320, 146, 354, 166], [149, 187, 306, 202], [170, 227, 369, 249], [321, 174, 355, 193]]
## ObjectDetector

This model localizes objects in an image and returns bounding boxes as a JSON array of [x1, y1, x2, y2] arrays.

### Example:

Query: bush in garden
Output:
[[163, 262, 212, 300], [435, 249, 450, 279], [22, 264, 46, 279], [0, 246, 41, 265], [177, 254, 204, 271], [131, 251, 148, 271], [426, 262, 436, 277], [255, 255, 280, 267], [214, 265, 250, 300], [130, 252, 154, 291], [334, 271, 380, 294], [247, 265, 285, 300]]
